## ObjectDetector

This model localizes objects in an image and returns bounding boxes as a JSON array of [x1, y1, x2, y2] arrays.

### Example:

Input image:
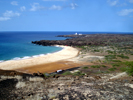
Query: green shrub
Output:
[[112, 60, 122, 62], [91, 65, 101, 68], [108, 67, 117, 71], [106, 50, 114, 54], [82, 66, 89, 69], [80, 73, 86, 76], [124, 61, 133, 76], [112, 63, 120, 67], [117, 54, 129, 59], [72, 71, 80, 76], [93, 49, 100, 52], [125, 61, 133, 66], [105, 55, 116, 61], [101, 65, 107, 67], [126, 67, 133, 76], [120, 67, 128, 72], [62, 71, 72, 75], [72, 71, 85, 76], [91, 65, 106, 68]]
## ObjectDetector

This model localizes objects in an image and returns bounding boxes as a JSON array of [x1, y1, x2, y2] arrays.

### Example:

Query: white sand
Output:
[[0, 45, 79, 70]]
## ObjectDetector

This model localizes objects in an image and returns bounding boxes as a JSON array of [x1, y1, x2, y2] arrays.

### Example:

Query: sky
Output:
[[0, 0, 133, 32]]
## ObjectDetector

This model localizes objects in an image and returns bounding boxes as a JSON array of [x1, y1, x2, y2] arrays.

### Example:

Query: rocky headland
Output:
[[32, 34, 133, 46]]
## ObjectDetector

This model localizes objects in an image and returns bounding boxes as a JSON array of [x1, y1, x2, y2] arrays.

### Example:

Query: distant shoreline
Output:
[[0, 45, 79, 70]]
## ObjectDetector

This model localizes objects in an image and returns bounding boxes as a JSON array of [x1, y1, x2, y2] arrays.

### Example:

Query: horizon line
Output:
[[0, 31, 133, 33]]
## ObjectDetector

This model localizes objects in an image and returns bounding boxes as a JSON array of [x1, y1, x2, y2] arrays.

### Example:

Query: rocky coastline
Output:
[[32, 34, 133, 46]]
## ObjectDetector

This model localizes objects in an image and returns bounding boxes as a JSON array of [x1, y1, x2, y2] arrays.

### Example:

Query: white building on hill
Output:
[[75, 33, 78, 35]]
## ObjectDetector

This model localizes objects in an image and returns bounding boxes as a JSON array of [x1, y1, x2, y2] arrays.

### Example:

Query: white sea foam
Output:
[[21, 56, 30, 59], [10, 56, 31, 61], [0, 60, 4, 63], [1, 46, 64, 62], [32, 55, 39, 58], [13, 57, 21, 60], [39, 54, 45, 56]]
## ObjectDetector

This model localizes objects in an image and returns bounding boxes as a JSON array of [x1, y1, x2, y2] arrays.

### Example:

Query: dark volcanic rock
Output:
[[0, 79, 18, 100], [0, 72, 133, 100], [32, 34, 133, 46], [0, 69, 32, 77]]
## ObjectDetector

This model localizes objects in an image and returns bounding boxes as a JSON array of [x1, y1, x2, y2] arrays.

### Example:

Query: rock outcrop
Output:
[[0, 72, 133, 100], [32, 34, 133, 46]]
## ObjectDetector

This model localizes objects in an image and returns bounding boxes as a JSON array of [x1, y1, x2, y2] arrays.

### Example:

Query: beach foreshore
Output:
[[0, 45, 79, 70]]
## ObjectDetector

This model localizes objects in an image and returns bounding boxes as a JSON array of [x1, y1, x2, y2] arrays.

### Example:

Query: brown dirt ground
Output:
[[16, 61, 92, 74]]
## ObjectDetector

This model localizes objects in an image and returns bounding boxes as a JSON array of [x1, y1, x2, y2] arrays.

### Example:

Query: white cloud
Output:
[[49, 5, 62, 10], [0, 10, 20, 21], [20, 6, 26, 11], [11, 1, 18, 6], [30, 3, 45, 11], [0, 17, 10, 21], [118, 9, 133, 16], [29, 2, 78, 11], [107, 0, 118, 6], [3, 10, 20, 17], [70, 3, 78, 9], [49, 3, 78, 10]]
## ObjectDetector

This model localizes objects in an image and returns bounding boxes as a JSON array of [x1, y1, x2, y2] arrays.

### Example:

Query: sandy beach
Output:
[[0, 45, 79, 70]]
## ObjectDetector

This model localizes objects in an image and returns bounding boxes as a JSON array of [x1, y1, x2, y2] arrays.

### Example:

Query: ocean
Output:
[[0, 31, 67, 62], [0, 31, 132, 62]]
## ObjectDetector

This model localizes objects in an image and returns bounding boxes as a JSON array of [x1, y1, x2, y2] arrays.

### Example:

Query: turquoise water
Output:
[[0, 32, 66, 61]]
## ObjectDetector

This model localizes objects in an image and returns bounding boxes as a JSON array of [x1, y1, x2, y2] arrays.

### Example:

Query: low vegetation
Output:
[[124, 61, 133, 76], [90, 65, 107, 68], [62, 71, 72, 75], [112, 63, 120, 67], [108, 67, 117, 71], [117, 54, 129, 59], [82, 66, 89, 69], [39, 34, 133, 77], [72, 71, 85, 76], [91, 65, 101, 68], [112, 60, 122, 62], [120, 67, 128, 72], [62, 71, 86, 76], [76, 40, 133, 76], [105, 55, 116, 61]]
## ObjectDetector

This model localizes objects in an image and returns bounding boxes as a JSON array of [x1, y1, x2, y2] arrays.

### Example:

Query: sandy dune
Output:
[[0, 46, 79, 70]]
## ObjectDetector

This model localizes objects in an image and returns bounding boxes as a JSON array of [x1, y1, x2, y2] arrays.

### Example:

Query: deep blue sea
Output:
[[0, 31, 132, 62]]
